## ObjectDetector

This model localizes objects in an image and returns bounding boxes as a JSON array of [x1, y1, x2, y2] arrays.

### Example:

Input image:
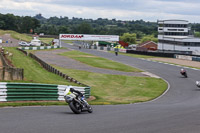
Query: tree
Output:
[[140, 35, 158, 43], [120, 33, 137, 44], [194, 32, 200, 37], [77, 22, 93, 34], [58, 26, 69, 34]]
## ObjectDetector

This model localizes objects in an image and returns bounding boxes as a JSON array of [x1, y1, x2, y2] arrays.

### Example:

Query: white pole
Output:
[[59, 34, 62, 47]]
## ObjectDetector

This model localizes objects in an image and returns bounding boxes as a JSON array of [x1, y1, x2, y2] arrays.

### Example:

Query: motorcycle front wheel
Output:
[[69, 101, 82, 114], [87, 105, 93, 113]]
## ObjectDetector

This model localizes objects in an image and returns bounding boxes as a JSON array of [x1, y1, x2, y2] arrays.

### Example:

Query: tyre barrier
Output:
[[18, 46, 61, 50], [0, 82, 90, 102]]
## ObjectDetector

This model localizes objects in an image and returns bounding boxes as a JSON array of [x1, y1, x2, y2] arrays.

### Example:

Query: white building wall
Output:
[[158, 20, 200, 55], [158, 43, 200, 53], [158, 20, 188, 24]]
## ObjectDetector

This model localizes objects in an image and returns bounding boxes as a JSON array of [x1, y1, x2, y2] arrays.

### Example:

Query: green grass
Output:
[[40, 38, 54, 44], [59, 50, 142, 72], [0, 30, 32, 42], [53, 66, 167, 104], [0, 101, 67, 107], [63, 40, 74, 44], [4, 47, 78, 86], [0, 46, 167, 106], [0, 30, 54, 45]]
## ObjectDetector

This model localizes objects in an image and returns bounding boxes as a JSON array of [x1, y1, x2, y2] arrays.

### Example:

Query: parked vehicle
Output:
[[18, 41, 30, 46], [30, 39, 41, 46], [180, 68, 188, 78], [64, 88, 93, 114]]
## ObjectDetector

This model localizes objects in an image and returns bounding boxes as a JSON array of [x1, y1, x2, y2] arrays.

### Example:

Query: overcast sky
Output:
[[0, 0, 200, 23]]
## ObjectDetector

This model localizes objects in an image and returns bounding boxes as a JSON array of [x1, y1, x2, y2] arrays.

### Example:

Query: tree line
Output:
[[0, 13, 40, 33], [1, 13, 200, 44], [33, 14, 158, 38]]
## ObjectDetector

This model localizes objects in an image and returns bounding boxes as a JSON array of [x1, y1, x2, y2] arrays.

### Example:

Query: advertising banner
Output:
[[59, 34, 119, 41]]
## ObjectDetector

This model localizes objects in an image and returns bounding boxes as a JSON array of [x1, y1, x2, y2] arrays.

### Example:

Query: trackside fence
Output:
[[0, 82, 90, 102], [29, 53, 86, 86], [17, 48, 87, 86]]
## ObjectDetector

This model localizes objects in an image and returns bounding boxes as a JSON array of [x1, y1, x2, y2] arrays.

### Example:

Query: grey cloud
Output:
[[3, 0, 200, 22], [45, 0, 200, 16]]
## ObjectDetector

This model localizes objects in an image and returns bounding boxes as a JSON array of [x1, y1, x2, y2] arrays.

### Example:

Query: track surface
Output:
[[0, 43, 200, 133]]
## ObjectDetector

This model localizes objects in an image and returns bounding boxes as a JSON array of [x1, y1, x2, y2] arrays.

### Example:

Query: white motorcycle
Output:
[[196, 81, 200, 88], [64, 88, 93, 114]]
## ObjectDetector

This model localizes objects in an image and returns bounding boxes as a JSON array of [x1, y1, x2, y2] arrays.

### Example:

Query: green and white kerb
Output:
[[0, 82, 90, 102]]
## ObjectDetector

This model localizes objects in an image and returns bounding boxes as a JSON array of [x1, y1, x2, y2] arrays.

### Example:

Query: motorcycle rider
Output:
[[196, 81, 200, 88], [180, 68, 188, 78], [70, 88, 84, 100], [180, 68, 186, 74]]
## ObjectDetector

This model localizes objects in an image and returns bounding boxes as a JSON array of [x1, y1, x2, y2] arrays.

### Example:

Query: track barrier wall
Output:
[[175, 54, 200, 62], [0, 82, 90, 102]]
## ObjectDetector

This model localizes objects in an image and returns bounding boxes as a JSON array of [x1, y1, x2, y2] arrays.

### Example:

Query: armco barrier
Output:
[[28, 52, 87, 86], [0, 82, 90, 102], [127, 50, 175, 58]]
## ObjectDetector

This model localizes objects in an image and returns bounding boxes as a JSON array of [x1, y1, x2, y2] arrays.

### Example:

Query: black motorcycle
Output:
[[64, 88, 93, 114], [180, 69, 188, 78]]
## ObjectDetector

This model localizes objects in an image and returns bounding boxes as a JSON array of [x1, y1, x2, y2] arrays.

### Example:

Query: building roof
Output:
[[138, 41, 157, 47]]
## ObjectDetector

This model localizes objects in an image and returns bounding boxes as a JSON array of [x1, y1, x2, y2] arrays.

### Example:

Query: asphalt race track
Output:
[[0, 43, 200, 133]]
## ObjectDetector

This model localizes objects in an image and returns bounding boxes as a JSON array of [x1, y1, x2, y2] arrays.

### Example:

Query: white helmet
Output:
[[196, 81, 200, 88]]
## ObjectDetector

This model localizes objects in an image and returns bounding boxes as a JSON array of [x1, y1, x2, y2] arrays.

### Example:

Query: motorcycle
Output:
[[180, 68, 188, 78], [64, 88, 93, 114], [196, 81, 200, 88]]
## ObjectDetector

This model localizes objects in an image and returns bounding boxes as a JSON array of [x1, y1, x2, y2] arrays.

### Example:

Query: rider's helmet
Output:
[[196, 81, 200, 87], [181, 68, 185, 72], [70, 88, 75, 92]]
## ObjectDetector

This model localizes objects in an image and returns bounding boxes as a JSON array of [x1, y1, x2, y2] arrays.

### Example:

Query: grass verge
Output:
[[4, 47, 78, 86], [0, 30, 32, 42], [0, 47, 167, 106], [59, 50, 142, 72], [40, 38, 54, 44], [53, 66, 168, 104], [0, 30, 55, 45], [0, 101, 67, 107]]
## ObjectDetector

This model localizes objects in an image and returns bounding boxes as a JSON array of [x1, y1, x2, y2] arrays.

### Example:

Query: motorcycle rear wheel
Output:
[[69, 102, 82, 114]]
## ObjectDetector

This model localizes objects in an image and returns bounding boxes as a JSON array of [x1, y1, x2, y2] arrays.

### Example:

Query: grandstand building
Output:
[[157, 20, 200, 55]]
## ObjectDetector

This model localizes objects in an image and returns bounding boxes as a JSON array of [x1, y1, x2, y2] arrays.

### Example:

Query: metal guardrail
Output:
[[29, 53, 87, 86], [17, 48, 87, 86], [0, 82, 90, 102]]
